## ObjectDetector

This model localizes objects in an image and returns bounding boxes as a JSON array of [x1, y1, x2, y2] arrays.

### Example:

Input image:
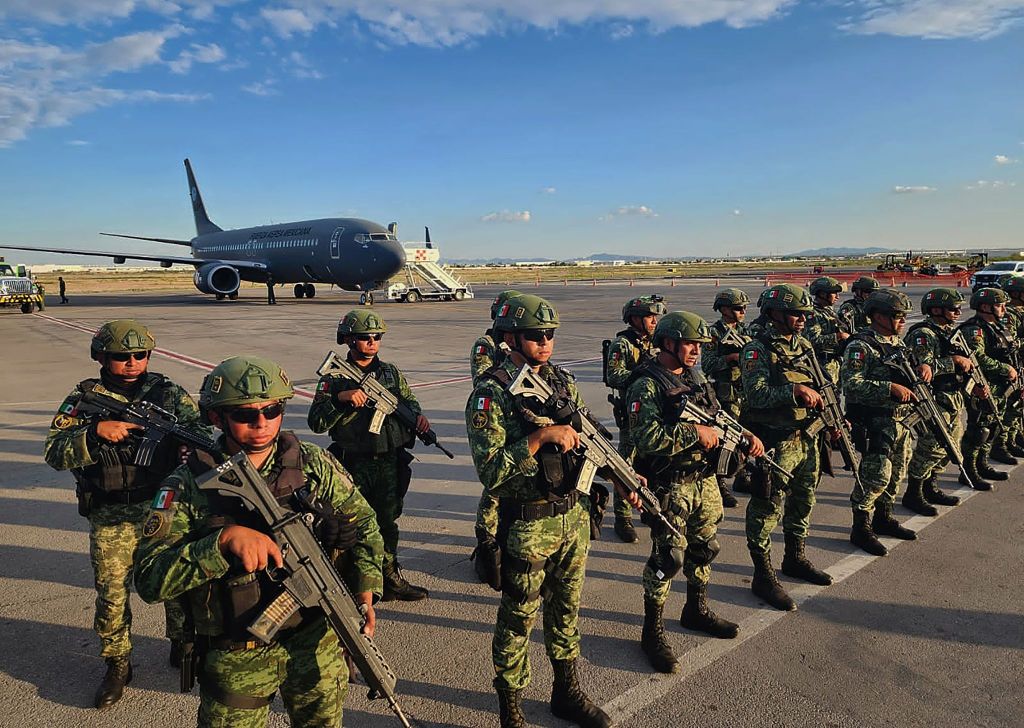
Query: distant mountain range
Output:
[[445, 248, 898, 265], [793, 246, 894, 256]]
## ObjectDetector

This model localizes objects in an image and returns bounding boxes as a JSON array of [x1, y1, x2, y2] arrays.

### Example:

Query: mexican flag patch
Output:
[[744, 350, 758, 360], [317, 380, 330, 393], [475, 396, 491, 410], [629, 401, 641, 413], [475, 345, 488, 355], [58, 402, 77, 416], [851, 351, 865, 360], [152, 488, 175, 510], [915, 335, 927, 346]]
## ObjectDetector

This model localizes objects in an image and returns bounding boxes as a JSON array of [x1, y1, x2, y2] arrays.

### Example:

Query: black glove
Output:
[[315, 511, 359, 553]]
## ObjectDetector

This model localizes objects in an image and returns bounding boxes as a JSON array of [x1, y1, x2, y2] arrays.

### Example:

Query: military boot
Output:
[[1008, 434, 1024, 459], [850, 509, 887, 556], [923, 474, 960, 506], [614, 515, 639, 543], [871, 501, 916, 540], [749, 551, 796, 611], [640, 599, 679, 674], [780, 534, 833, 585], [717, 477, 738, 508], [680, 582, 739, 638], [732, 466, 752, 494], [988, 441, 1018, 466], [496, 688, 527, 728], [94, 656, 132, 710], [382, 561, 429, 601], [901, 476, 938, 517], [960, 449, 993, 491], [977, 450, 1008, 482], [549, 659, 611, 728]]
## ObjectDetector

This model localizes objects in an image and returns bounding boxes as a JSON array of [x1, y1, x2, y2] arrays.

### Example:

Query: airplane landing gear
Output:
[[359, 292, 375, 306], [294, 284, 305, 298], [215, 293, 225, 300], [228, 291, 238, 300], [304, 283, 316, 298]]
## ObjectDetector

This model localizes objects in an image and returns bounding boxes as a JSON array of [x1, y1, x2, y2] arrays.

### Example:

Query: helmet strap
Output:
[[513, 333, 544, 367], [218, 414, 277, 455]]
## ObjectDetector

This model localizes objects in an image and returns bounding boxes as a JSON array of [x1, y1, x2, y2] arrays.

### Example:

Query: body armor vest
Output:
[[906, 320, 962, 392], [740, 333, 814, 429], [962, 316, 1015, 364]]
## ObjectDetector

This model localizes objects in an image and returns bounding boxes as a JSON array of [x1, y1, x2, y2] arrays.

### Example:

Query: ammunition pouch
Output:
[[396, 448, 414, 500], [500, 551, 561, 605], [179, 640, 197, 693], [588, 483, 609, 540], [471, 527, 502, 592], [220, 571, 303, 643], [74, 478, 93, 517], [749, 458, 773, 500], [686, 537, 720, 567]]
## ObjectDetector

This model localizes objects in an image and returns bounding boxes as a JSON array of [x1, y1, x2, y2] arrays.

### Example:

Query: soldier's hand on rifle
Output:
[[951, 355, 973, 373], [530, 424, 580, 454], [745, 433, 765, 458], [889, 383, 915, 403], [974, 384, 990, 400], [793, 384, 824, 409], [917, 363, 933, 383], [95, 420, 142, 443], [355, 592, 375, 638], [415, 414, 430, 434], [316, 511, 359, 552], [338, 389, 369, 407], [1007, 366, 1018, 382], [218, 525, 284, 573], [837, 331, 850, 341], [179, 444, 190, 463], [610, 478, 642, 509], [695, 424, 720, 451]]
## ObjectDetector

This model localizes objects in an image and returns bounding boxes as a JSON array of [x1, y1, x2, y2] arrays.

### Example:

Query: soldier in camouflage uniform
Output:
[[470, 290, 522, 586], [804, 276, 851, 384], [135, 355, 383, 728], [701, 288, 752, 508], [903, 288, 977, 513], [604, 294, 666, 541], [466, 294, 638, 728], [998, 275, 1024, 458], [43, 320, 197, 709], [837, 276, 879, 333], [308, 309, 431, 601], [740, 284, 832, 612], [957, 287, 1018, 490], [629, 311, 758, 674], [843, 290, 930, 556]]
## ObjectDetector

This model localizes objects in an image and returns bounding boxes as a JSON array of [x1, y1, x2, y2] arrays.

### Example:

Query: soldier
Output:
[[629, 311, 758, 674], [604, 294, 665, 541], [471, 289, 523, 383], [998, 275, 1024, 458], [837, 276, 880, 332], [957, 287, 1018, 489], [308, 309, 431, 601], [43, 320, 197, 709], [466, 293, 639, 728], [843, 290, 930, 556], [740, 284, 832, 613], [135, 356, 383, 727], [804, 276, 851, 383], [903, 288, 977, 513], [701, 288, 752, 508]]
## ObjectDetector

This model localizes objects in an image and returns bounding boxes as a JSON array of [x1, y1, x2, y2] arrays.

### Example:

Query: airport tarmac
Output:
[[1, 280, 1020, 728]]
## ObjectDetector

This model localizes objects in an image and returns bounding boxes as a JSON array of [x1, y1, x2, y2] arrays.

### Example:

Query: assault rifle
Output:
[[839, 306, 857, 334], [881, 350, 974, 488], [505, 364, 682, 539], [76, 384, 218, 466], [195, 453, 413, 728], [717, 325, 750, 355], [317, 351, 454, 459], [947, 329, 998, 416]]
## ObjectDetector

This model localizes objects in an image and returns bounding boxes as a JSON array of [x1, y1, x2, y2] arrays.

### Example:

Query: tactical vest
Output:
[[73, 374, 179, 495], [843, 330, 915, 421], [906, 320, 962, 392], [602, 328, 651, 391], [740, 332, 814, 429], [482, 362, 585, 499], [329, 358, 415, 454], [186, 431, 310, 641], [961, 316, 1016, 365], [811, 305, 842, 359]]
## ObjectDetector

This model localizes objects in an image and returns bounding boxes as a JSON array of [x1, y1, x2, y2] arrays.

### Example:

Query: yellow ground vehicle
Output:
[[0, 260, 45, 313]]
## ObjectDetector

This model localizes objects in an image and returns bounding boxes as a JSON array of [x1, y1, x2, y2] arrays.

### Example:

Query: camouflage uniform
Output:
[[805, 303, 847, 384], [134, 435, 383, 727], [702, 319, 750, 420]]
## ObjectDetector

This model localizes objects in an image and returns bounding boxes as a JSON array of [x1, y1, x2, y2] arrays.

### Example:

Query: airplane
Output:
[[0, 159, 406, 304]]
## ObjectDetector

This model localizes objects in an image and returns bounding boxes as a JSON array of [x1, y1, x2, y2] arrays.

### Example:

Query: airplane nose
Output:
[[374, 239, 406, 279]]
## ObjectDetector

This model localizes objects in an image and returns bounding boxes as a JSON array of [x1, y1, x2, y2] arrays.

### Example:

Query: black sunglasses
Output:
[[224, 403, 285, 424], [353, 333, 384, 342], [520, 329, 556, 342], [108, 352, 149, 362]]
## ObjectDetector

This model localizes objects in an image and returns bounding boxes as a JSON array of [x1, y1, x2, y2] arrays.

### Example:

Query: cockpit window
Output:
[[355, 232, 398, 243]]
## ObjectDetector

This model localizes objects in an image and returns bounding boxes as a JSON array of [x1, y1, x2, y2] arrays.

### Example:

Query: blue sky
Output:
[[0, 1, 1022, 262]]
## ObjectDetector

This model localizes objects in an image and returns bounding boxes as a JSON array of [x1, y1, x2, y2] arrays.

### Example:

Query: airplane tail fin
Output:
[[184, 158, 222, 236], [425, 226, 431, 247]]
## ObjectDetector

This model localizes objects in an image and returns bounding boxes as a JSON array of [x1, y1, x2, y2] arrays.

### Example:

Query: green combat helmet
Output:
[[809, 277, 844, 296], [494, 294, 559, 331], [851, 276, 880, 294], [622, 294, 667, 323], [199, 355, 294, 422], [712, 288, 750, 311], [759, 283, 813, 313], [337, 309, 387, 344], [1000, 275, 1024, 294], [653, 311, 712, 344], [490, 289, 523, 320], [90, 319, 156, 361], [970, 287, 1009, 310], [920, 288, 964, 315], [863, 289, 913, 318]]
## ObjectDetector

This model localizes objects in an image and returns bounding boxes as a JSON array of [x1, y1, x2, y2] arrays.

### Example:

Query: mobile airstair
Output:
[[386, 239, 474, 303]]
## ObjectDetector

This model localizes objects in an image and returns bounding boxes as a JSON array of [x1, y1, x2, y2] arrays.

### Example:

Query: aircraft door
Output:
[[330, 227, 344, 259]]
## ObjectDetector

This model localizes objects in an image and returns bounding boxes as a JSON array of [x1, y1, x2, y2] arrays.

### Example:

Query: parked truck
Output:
[[0, 259, 45, 313]]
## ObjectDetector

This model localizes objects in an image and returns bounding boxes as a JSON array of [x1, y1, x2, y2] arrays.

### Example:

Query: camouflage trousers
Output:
[[908, 397, 965, 481], [198, 617, 347, 728], [476, 493, 499, 536], [963, 390, 1004, 462], [493, 500, 589, 691], [851, 418, 913, 512], [642, 474, 723, 604], [89, 502, 184, 658], [344, 453, 404, 568], [745, 430, 822, 556]]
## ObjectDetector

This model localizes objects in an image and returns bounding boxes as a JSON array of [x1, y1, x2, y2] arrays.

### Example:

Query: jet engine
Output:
[[193, 263, 241, 296]]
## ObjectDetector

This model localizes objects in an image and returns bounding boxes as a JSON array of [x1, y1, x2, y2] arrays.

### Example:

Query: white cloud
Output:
[[892, 185, 937, 194], [601, 204, 658, 220], [168, 42, 226, 73], [66, 139, 90, 145], [541, 186, 557, 194], [732, 208, 742, 216], [0, 0, 238, 26], [481, 210, 531, 223], [967, 180, 1017, 190], [610, 23, 634, 40], [843, 1, 1024, 39], [261, 7, 317, 38], [287, 50, 323, 79], [242, 78, 279, 96], [995, 154, 1018, 165]]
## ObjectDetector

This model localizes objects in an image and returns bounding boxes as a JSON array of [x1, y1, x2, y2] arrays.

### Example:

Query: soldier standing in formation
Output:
[[628, 311, 755, 674], [308, 309, 431, 601], [465, 293, 638, 728], [701, 288, 752, 508], [43, 320, 196, 708], [997, 276, 1024, 459], [740, 284, 832, 612], [604, 294, 666, 541], [135, 356, 383, 727], [804, 276, 850, 383], [902, 288, 976, 513], [838, 276, 880, 332], [843, 290, 927, 556]]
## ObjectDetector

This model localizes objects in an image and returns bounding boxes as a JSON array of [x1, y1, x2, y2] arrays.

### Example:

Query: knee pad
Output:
[[686, 537, 721, 567], [646, 545, 684, 580]]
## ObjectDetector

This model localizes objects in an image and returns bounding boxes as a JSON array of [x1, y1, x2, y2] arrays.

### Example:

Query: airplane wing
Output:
[[0, 243, 266, 270], [100, 232, 194, 247]]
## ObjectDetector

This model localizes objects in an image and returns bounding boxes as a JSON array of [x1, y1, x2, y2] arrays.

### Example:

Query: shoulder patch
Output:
[[141, 510, 167, 538], [51, 414, 78, 430], [474, 396, 491, 410], [471, 411, 488, 429], [152, 487, 176, 510], [744, 350, 758, 360]]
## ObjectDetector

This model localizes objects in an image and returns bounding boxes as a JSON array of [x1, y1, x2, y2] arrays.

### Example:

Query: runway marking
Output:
[[601, 482, 983, 724]]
